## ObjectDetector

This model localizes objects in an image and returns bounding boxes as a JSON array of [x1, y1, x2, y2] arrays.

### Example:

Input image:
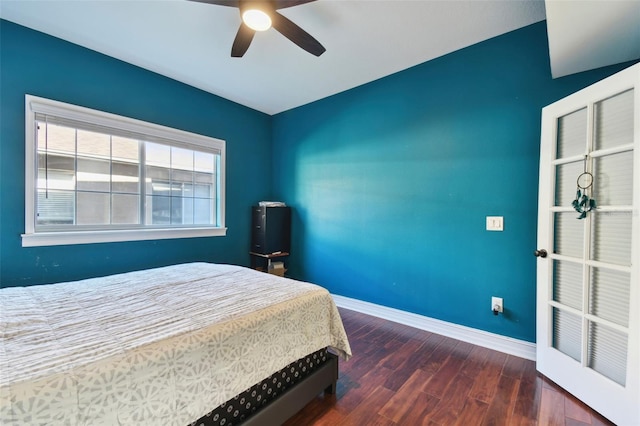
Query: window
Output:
[[23, 95, 226, 247]]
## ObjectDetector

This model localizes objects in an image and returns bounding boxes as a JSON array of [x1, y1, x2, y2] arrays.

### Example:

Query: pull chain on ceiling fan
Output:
[[190, 0, 326, 57]]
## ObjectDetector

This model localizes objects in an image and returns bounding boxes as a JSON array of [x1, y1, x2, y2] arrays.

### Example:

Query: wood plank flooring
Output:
[[284, 308, 614, 426]]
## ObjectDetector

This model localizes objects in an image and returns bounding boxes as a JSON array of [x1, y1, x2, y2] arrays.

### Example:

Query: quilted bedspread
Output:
[[0, 262, 351, 425]]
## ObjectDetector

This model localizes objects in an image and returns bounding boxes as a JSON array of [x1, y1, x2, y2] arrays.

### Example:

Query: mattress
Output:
[[0, 262, 351, 425]]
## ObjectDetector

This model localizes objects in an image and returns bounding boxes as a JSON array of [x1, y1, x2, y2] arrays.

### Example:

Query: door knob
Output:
[[534, 249, 548, 258]]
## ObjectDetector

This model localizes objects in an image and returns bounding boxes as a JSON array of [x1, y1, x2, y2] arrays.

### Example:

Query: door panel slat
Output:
[[588, 322, 628, 386], [553, 307, 582, 362], [554, 212, 584, 258], [594, 89, 634, 151], [552, 260, 583, 310], [589, 267, 631, 327], [557, 107, 588, 159], [594, 151, 634, 206], [555, 161, 583, 207], [591, 211, 633, 266]]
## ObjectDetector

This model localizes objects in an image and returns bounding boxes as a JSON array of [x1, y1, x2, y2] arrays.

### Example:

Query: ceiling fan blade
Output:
[[231, 22, 256, 57], [188, 0, 240, 7], [271, 11, 325, 56], [273, 0, 316, 10]]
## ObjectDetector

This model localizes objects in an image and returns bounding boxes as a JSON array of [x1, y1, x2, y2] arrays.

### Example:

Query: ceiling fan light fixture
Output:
[[242, 9, 272, 31], [192, 0, 325, 57]]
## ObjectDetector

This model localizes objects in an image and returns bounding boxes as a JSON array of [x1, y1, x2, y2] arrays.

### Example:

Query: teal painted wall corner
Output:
[[271, 21, 637, 342]]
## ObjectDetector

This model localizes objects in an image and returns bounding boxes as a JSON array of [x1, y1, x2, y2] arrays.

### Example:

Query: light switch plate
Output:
[[486, 216, 504, 231]]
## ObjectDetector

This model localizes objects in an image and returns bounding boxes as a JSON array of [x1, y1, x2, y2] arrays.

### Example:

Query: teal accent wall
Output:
[[0, 20, 272, 286], [272, 22, 637, 342]]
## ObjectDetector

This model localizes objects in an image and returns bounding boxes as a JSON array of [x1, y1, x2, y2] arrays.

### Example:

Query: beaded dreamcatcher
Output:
[[571, 155, 596, 219]]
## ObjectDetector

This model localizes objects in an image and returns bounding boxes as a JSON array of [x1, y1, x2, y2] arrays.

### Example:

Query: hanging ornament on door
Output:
[[571, 155, 596, 219]]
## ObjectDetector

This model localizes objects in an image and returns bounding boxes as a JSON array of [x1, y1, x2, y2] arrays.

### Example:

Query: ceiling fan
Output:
[[190, 0, 326, 57]]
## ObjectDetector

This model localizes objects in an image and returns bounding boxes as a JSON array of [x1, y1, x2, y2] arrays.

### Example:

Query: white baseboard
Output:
[[332, 294, 536, 361]]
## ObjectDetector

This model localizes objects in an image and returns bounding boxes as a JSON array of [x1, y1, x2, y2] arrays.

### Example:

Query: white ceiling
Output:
[[0, 1, 638, 115], [545, 0, 640, 78]]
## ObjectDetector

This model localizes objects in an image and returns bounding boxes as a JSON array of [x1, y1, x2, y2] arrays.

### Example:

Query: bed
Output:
[[0, 262, 351, 425]]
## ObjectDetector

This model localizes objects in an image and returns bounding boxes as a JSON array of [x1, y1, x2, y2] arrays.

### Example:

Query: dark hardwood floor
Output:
[[284, 308, 614, 426]]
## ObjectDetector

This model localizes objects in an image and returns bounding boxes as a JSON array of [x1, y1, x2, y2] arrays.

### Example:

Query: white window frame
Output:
[[22, 95, 226, 247]]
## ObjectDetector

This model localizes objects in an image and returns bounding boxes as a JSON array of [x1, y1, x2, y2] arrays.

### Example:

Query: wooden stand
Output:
[[250, 251, 289, 276]]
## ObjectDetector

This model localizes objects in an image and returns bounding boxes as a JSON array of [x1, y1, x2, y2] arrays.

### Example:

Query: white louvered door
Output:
[[536, 63, 639, 425]]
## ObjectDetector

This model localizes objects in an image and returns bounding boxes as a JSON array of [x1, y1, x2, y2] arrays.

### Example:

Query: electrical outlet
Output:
[[492, 296, 503, 314]]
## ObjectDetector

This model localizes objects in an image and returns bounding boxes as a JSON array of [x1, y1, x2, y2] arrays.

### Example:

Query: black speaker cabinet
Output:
[[251, 206, 291, 255]]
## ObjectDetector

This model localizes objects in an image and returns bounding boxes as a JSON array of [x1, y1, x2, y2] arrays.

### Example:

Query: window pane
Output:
[[183, 183, 194, 198], [37, 190, 74, 225], [194, 183, 211, 198], [589, 267, 630, 327], [112, 194, 139, 224], [112, 161, 139, 194], [180, 197, 194, 225], [556, 108, 587, 159], [194, 198, 212, 224], [77, 157, 110, 192], [150, 180, 171, 198], [38, 153, 75, 190], [555, 161, 582, 207], [171, 197, 188, 224], [588, 322, 628, 386], [38, 122, 75, 154], [195, 151, 214, 173], [593, 151, 634, 206], [172, 169, 194, 185], [147, 195, 171, 224], [553, 212, 583, 258], [594, 89, 634, 151], [553, 259, 582, 310], [77, 129, 110, 157], [77, 192, 109, 225], [553, 307, 582, 362], [171, 146, 193, 171], [112, 136, 139, 161], [195, 171, 213, 185], [146, 166, 170, 194], [591, 211, 632, 266], [170, 181, 184, 197], [146, 142, 170, 167]]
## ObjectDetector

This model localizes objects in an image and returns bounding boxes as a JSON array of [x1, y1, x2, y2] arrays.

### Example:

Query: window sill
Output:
[[21, 227, 227, 247]]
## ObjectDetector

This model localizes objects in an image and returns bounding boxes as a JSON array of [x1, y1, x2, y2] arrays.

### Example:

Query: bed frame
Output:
[[243, 353, 338, 425]]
